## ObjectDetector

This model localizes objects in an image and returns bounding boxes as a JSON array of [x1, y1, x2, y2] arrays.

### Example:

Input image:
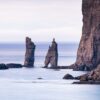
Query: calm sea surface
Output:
[[0, 43, 99, 100], [0, 43, 78, 66]]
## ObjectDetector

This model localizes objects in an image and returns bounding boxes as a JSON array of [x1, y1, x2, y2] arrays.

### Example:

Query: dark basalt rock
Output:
[[73, 81, 100, 84], [0, 64, 8, 70], [43, 66, 68, 69], [44, 38, 58, 68], [63, 74, 74, 79], [71, 0, 100, 71], [24, 37, 36, 67], [82, 65, 100, 81], [73, 64, 100, 84], [62, 64, 100, 84], [72, 64, 91, 71], [6, 63, 22, 68]]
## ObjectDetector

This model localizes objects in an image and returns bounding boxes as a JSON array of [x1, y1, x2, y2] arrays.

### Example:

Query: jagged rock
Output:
[[73, 64, 100, 84], [0, 64, 8, 70], [63, 74, 74, 79], [44, 38, 58, 68], [72, 0, 100, 71], [6, 63, 22, 68], [24, 37, 36, 67], [63, 65, 100, 84], [87, 64, 100, 81], [72, 64, 91, 71]]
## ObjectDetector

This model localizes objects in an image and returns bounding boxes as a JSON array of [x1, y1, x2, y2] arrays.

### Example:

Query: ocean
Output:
[[0, 43, 78, 66], [0, 43, 100, 100]]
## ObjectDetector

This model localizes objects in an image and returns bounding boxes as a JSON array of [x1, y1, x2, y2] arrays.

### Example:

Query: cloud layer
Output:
[[0, 0, 82, 43]]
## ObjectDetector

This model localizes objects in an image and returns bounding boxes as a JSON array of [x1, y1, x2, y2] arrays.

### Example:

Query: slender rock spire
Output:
[[44, 38, 58, 68], [24, 37, 36, 67]]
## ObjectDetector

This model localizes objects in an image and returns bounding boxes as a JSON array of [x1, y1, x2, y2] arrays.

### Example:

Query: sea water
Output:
[[0, 43, 78, 66], [0, 43, 99, 100]]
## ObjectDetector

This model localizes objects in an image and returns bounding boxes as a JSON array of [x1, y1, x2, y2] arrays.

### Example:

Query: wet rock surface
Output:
[[43, 66, 69, 69], [24, 37, 36, 67], [6, 63, 22, 68], [72, 64, 100, 84], [44, 39, 58, 68], [0, 64, 8, 70], [72, 0, 100, 71]]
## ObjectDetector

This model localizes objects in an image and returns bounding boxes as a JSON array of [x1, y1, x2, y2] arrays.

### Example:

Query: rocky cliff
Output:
[[72, 0, 100, 71], [44, 38, 58, 68], [24, 37, 35, 67], [72, 64, 100, 84]]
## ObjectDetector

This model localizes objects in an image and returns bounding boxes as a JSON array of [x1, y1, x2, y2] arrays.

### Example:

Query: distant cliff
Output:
[[72, 0, 100, 71]]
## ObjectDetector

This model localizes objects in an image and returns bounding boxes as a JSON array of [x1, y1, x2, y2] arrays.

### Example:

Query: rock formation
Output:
[[6, 63, 22, 68], [81, 64, 100, 81], [63, 74, 74, 80], [72, 64, 100, 84], [72, 0, 100, 71], [64, 64, 100, 84], [44, 38, 58, 68], [63, 0, 100, 84], [0, 64, 8, 70], [24, 37, 35, 67]]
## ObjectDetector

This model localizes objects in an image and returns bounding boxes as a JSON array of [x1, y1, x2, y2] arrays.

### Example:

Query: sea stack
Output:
[[24, 37, 35, 67], [72, 0, 100, 71], [44, 38, 58, 68]]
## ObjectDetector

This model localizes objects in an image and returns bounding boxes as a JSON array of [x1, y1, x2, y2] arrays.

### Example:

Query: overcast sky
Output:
[[0, 0, 82, 43]]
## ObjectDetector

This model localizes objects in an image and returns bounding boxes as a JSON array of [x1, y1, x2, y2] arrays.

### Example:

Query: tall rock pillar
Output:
[[44, 38, 58, 68], [73, 0, 100, 71], [24, 37, 36, 67]]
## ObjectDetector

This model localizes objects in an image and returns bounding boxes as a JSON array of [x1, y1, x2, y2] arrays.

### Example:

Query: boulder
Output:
[[0, 64, 8, 70], [71, 0, 100, 71], [74, 65, 100, 84], [24, 37, 36, 67], [78, 74, 89, 81], [44, 38, 58, 68], [63, 74, 74, 79], [6, 63, 22, 68]]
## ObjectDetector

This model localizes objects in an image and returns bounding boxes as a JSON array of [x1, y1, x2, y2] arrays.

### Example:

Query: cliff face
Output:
[[44, 39, 58, 68], [74, 0, 100, 71], [24, 37, 35, 67]]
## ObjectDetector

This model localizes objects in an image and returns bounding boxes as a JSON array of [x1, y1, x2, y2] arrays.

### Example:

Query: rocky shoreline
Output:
[[73, 81, 100, 85]]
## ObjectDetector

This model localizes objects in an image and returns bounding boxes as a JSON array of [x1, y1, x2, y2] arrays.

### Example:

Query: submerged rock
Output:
[[0, 64, 8, 70], [37, 77, 43, 80], [44, 38, 58, 68], [6, 63, 22, 68], [70, 0, 100, 71], [24, 37, 36, 67]]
